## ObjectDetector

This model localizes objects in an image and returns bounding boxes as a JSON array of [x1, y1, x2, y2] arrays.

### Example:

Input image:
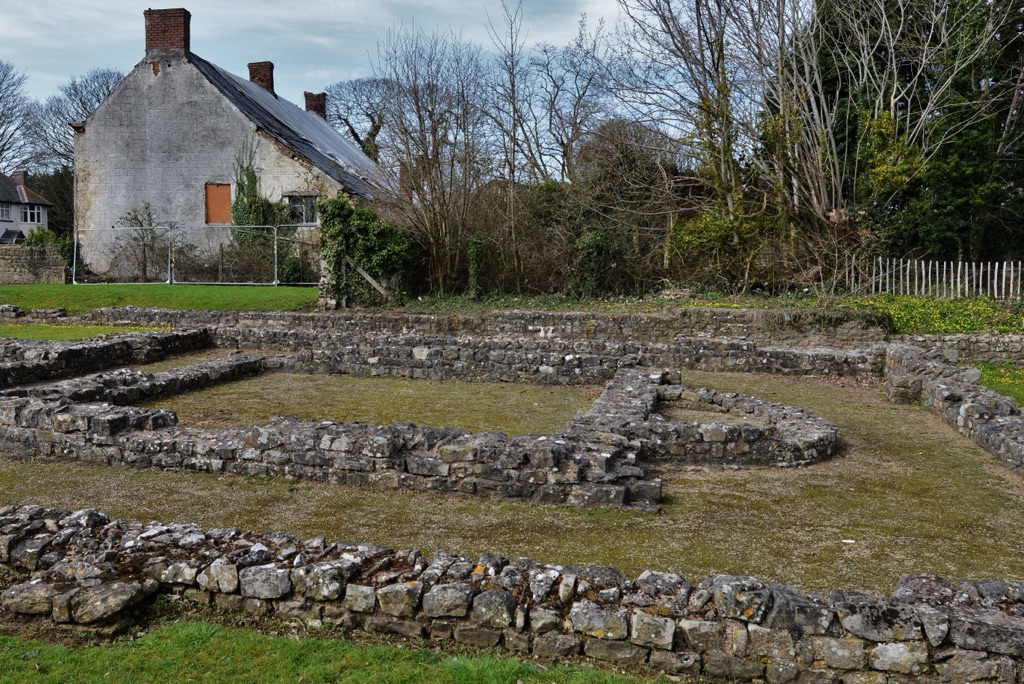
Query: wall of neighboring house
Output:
[[74, 55, 336, 275]]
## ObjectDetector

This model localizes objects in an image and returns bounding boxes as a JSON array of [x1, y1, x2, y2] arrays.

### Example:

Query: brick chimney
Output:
[[248, 62, 275, 95], [144, 8, 191, 55], [304, 92, 326, 119], [11, 170, 27, 187]]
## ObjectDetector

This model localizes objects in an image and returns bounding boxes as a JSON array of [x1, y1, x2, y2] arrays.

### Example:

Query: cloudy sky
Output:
[[2, 0, 622, 106]]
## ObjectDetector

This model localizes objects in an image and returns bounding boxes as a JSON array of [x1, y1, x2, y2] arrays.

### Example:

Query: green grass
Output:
[[978, 363, 1024, 403], [0, 621, 673, 684], [0, 284, 317, 314], [0, 323, 144, 341], [144, 374, 595, 436]]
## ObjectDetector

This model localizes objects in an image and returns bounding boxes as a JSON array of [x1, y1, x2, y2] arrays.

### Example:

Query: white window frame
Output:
[[20, 205, 42, 224], [0, 204, 10, 221]]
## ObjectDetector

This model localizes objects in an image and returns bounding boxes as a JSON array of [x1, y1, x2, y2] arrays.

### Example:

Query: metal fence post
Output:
[[72, 229, 79, 284], [273, 224, 280, 285]]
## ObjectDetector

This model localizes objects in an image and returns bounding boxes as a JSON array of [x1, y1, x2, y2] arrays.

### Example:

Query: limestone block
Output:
[[630, 610, 675, 650], [583, 638, 649, 664], [473, 589, 516, 628], [239, 564, 292, 600], [422, 583, 475, 618], [570, 599, 629, 640], [376, 582, 423, 617], [869, 641, 929, 674]]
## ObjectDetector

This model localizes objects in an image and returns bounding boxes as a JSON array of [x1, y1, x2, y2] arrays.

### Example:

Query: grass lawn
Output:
[[0, 284, 317, 314], [144, 373, 596, 435], [0, 620, 674, 684]]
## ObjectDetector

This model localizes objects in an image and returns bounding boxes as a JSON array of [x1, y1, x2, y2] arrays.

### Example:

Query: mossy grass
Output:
[[0, 323, 148, 341], [143, 373, 596, 436], [4, 371, 1024, 593], [0, 284, 317, 314]]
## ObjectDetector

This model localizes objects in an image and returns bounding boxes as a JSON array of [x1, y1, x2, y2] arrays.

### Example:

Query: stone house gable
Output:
[[73, 7, 385, 274]]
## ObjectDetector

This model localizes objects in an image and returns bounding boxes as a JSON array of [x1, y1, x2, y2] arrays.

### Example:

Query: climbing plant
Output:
[[318, 195, 415, 306]]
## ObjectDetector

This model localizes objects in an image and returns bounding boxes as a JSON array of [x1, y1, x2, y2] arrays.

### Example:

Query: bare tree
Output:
[[0, 60, 31, 173], [324, 77, 390, 162], [373, 26, 490, 294], [615, 0, 744, 225], [24, 68, 123, 170], [532, 17, 611, 183]]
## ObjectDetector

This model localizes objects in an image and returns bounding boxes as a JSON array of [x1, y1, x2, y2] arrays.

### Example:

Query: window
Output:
[[205, 184, 231, 224], [20, 205, 42, 224], [0, 204, 10, 221], [285, 195, 318, 225]]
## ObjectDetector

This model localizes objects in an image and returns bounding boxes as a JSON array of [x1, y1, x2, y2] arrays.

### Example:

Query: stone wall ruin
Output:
[[1, 306, 1024, 681]]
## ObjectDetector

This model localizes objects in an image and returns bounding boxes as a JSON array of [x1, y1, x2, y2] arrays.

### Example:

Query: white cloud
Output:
[[1, 0, 623, 104]]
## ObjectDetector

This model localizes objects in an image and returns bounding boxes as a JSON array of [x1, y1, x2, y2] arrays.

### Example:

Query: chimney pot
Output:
[[11, 170, 27, 187], [248, 62, 275, 96], [304, 92, 327, 120], [144, 8, 191, 55]]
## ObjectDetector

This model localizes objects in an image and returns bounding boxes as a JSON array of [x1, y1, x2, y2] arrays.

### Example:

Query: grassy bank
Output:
[[0, 284, 317, 314]]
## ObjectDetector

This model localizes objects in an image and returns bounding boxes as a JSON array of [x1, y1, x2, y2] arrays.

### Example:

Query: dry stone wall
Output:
[[4, 503, 1024, 683], [0, 246, 65, 284]]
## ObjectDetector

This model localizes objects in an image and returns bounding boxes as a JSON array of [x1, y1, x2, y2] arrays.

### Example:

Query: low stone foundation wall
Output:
[[0, 330, 212, 389], [884, 345, 1024, 478], [80, 305, 892, 348], [0, 356, 841, 508], [4, 503, 1023, 682]]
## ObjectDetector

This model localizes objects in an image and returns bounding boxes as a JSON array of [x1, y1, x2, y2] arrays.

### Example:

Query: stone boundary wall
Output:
[[0, 246, 65, 284], [4, 503, 1024, 683], [79, 306, 892, 348], [76, 305, 1024, 368], [900, 333, 1024, 366]]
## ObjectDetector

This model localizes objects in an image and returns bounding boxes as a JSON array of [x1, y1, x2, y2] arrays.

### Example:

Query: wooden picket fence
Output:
[[868, 258, 1024, 300]]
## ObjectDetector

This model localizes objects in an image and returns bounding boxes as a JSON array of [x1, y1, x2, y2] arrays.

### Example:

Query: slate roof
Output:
[[190, 54, 385, 200], [0, 174, 51, 206]]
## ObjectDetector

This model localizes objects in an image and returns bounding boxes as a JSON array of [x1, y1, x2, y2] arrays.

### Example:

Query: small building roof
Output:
[[0, 173, 52, 207], [190, 54, 386, 200]]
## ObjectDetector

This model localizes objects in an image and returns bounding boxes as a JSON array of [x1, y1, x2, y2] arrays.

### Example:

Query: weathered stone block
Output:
[[704, 650, 766, 680], [631, 610, 675, 650], [454, 624, 502, 647], [344, 584, 377, 613], [473, 589, 516, 628], [570, 599, 628, 640], [366, 616, 425, 640], [422, 582, 475, 618], [583, 638, 649, 664], [376, 582, 423, 617], [648, 648, 700, 674], [71, 580, 156, 624], [869, 641, 929, 674], [239, 564, 292, 600], [814, 636, 868, 670], [1, 582, 57, 615], [947, 608, 1024, 657]]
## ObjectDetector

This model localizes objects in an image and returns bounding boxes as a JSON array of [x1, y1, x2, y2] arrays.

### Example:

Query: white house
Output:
[[0, 171, 50, 243]]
